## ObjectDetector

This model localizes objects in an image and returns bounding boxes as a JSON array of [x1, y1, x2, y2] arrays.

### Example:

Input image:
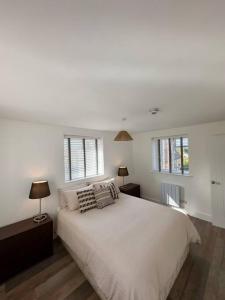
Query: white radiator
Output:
[[160, 183, 182, 207]]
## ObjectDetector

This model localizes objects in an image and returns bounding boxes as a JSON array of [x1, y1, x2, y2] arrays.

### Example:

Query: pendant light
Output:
[[114, 118, 133, 141]]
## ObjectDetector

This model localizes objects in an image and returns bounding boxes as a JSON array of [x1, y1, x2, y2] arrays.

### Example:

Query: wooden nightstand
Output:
[[119, 183, 141, 198], [0, 214, 53, 284]]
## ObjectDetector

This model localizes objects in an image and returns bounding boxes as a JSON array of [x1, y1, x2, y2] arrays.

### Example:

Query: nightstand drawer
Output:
[[0, 215, 53, 283], [126, 186, 140, 197], [119, 183, 141, 198]]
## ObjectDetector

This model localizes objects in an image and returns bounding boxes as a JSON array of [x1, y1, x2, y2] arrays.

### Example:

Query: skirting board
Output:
[[141, 194, 160, 204], [141, 194, 212, 223], [188, 212, 212, 223]]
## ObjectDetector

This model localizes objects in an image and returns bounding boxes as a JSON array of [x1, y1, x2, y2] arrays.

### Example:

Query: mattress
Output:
[[57, 193, 200, 300]]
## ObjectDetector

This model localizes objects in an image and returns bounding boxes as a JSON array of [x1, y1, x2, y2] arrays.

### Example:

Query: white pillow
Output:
[[65, 185, 94, 211], [58, 184, 86, 208], [86, 177, 109, 186], [64, 190, 79, 210]]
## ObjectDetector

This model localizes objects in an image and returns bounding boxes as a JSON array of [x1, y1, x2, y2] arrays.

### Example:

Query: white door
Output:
[[210, 135, 225, 228]]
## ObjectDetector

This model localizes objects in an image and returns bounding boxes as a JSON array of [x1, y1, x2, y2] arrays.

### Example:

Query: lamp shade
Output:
[[118, 167, 129, 177], [29, 181, 50, 199], [114, 131, 133, 141]]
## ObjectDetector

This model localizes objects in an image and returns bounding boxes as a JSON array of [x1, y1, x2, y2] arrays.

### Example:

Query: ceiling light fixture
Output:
[[114, 118, 133, 141], [149, 108, 160, 115]]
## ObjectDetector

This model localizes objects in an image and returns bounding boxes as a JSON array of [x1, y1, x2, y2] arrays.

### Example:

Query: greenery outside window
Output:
[[152, 136, 189, 175]]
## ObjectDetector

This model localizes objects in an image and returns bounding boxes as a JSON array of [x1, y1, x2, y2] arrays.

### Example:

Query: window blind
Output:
[[64, 138, 70, 182], [64, 136, 104, 182], [85, 139, 97, 177], [71, 138, 85, 180]]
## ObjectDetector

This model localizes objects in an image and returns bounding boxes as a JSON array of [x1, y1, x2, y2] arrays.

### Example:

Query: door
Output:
[[210, 135, 225, 228]]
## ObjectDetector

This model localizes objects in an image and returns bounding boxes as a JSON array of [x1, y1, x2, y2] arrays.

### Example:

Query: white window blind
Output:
[[64, 136, 104, 182], [152, 135, 189, 176]]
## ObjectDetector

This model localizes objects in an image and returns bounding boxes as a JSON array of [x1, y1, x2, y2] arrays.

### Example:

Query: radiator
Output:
[[160, 183, 182, 207]]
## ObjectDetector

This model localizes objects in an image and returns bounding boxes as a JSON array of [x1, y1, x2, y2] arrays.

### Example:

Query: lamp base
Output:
[[33, 213, 47, 223]]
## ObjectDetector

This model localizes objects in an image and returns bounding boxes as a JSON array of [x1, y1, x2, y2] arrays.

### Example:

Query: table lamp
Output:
[[29, 180, 50, 223], [118, 166, 129, 185]]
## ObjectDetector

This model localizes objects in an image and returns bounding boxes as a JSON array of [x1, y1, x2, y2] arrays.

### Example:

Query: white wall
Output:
[[0, 118, 133, 227], [132, 120, 225, 222], [2, 117, 225, 228]]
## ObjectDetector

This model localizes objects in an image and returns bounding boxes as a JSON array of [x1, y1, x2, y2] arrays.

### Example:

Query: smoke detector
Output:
[[149, 108, 160, 115]]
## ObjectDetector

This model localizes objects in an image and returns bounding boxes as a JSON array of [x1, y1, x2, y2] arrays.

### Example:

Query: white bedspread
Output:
[[57, 193, 200, 300]]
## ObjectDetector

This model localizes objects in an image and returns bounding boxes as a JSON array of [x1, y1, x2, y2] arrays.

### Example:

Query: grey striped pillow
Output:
[[108, 182, 119, 199], [77, 188, 96, 213], [94, 187, 115, 209]]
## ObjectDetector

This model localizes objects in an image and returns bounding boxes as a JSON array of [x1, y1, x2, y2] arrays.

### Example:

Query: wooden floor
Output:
[[1, 217, 225, 300]]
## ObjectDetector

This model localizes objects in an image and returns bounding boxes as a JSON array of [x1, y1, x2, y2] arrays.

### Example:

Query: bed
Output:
[[57, 192, 200, 300]]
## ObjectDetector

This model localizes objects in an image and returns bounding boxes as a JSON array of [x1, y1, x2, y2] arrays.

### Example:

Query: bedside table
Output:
[[0, 214, 53, 283], [119, 183, 141, 198]]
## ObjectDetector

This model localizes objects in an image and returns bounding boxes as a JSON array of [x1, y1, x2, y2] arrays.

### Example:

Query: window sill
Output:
[[65, 173, 105, 184], [151, 171, 193, 177]]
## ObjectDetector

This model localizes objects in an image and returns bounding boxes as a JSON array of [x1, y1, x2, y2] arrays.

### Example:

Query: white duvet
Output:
[[57, 193, 200, 300]]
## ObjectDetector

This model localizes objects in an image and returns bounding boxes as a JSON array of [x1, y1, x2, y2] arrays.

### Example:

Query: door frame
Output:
[[209, 134, 225, 228]]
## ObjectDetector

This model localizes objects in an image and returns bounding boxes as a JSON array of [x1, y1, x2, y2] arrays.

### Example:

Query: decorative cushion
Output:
[[108, 182, 119, 199], [107, 178, 120, 194], [63, 185, 93, 211], [94, 187, 115, 209], [93, 181, 109, 192], [91, 177, 120, 193], [93, 181, 119, 200], [77, 187, 96, 213]]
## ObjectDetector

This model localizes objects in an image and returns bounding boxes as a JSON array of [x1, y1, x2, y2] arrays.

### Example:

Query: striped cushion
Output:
[[77, 188, 96, 213], [93, 182, 108, 192], [93, 182, 119, 200], [108, 182, 119, 199], [95, 187, 115, 209]]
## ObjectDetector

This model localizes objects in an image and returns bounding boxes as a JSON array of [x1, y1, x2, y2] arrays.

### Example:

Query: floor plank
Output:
[[1, 217, 225, 300], [35, 262, 84, 300], [6, 255, 73, 300]]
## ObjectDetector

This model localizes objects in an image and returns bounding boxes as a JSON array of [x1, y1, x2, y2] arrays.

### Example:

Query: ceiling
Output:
[[0, 0, 225, 132]]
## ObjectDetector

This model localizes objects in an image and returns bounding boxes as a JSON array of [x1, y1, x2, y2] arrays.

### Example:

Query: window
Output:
[[152, 136, 189, 175], [64, 136, 104, 182]]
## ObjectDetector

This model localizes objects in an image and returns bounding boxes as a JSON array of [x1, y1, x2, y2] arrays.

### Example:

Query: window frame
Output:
[[152, 135, 190, 176], [64, 135, 104, 182]]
